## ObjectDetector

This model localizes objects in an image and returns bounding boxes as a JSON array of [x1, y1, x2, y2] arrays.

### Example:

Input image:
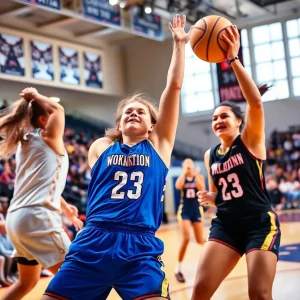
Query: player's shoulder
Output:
[[205, 148, 211, 156], [88, 137, 114, 168], [204, 148, 211, 160], [90, 137, 113, 149]]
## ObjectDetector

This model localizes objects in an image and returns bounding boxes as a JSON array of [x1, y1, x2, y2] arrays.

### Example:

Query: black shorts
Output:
[[17, 257, 39, 266], [207, 210, 281, 257]]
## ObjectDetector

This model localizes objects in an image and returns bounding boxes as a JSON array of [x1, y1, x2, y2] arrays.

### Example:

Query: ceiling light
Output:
[[50, 97, 60, 103], [109, 0, 118, 5], [119, 0, 126, 8]]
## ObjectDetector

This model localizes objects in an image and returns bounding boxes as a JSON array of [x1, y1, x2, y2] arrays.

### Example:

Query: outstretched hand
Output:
[[169, 14, 191, 44], [222, 25, 240, 60]]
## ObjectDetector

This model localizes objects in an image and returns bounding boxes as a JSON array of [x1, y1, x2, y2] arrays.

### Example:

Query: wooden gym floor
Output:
[[1, 209, 299, 300]]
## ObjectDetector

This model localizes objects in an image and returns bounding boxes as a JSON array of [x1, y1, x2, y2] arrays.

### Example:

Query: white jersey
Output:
[[8, 128, 69, 213]]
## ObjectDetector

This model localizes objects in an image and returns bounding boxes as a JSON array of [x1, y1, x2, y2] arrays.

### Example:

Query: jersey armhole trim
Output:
[[36, 128, 66, 157], [90, 141, 115, 173], [239, 137, 266, 162], [146, 140, 169, 170]]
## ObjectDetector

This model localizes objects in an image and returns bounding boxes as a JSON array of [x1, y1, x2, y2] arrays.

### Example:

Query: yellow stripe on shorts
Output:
[[161, 276, 169, 297], [177, 204, 183, 221], [261, 212, 277, 250], [199, 206, 204, 220]]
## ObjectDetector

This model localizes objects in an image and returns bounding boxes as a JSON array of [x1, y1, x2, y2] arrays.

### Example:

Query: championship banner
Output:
[[17, 0, 61, 10], [216, 31, 245, 103], [84, 52, 103, 88], [0, 33, 25, 76], [82, 0, 121, 26], [31, 40, 54, 81], [59, 47, 80, 85], [131, 7, 164, 39]]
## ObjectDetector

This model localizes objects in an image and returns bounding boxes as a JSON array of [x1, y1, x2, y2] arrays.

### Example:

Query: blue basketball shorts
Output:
[[44, 222, 170, 300]]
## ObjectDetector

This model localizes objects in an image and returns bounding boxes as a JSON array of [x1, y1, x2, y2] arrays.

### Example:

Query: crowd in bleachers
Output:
[[265, 128, 300, 210]]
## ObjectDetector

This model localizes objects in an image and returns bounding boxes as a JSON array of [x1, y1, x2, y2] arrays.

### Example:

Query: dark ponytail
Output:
[[257, 83, 272, 96]]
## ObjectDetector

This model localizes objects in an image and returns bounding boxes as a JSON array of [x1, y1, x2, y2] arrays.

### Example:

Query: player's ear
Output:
[[148, 124, 155, 134]]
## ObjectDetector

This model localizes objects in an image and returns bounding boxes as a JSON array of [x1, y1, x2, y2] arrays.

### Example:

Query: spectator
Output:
[[0, 99, 8, 110], [267, 179, 285, 211]]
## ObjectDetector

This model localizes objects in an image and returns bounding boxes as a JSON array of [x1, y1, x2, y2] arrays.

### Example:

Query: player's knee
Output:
[[195, 236, 205, 245], [248, 285, 271, 300], [181, 235, 190, 244], [193, 276, 215, 299]]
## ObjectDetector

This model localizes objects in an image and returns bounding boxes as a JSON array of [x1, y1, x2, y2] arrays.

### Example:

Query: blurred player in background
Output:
[[175, 158, 205, 283]]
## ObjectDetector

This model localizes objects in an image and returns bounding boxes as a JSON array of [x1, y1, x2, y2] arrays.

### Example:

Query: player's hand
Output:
[[70, 216, 84, 231], [197, 190, 217, 206], [193, 167, 201, 177], [62, 204, 83, 231], [169, 14, 191, 44], [222, 25, 240, 60], [20, 87, 39, 100], [183, 165, 189, 175]]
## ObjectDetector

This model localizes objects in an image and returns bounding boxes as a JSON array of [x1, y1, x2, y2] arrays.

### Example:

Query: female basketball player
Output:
[[0, 87, 82, 300], [175, 158, 205, 283], [43, 14, 190, 300], [192, 25, 280, 300]]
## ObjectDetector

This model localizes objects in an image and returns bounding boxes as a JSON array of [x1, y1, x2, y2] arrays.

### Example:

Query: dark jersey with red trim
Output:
[[210, 135, 271, 217]]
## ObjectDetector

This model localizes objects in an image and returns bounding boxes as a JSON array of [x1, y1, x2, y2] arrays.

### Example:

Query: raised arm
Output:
[[175, 172, 186, 190], [20, 87, 65, 154], [151, 15, 190, 159], [222, 26, 266, 158]]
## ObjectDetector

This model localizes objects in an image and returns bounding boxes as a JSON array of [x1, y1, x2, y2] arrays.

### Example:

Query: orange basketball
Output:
[[190, 15, 233, 63]]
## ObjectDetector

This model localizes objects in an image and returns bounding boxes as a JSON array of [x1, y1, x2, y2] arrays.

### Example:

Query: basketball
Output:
[[190, 15, 233, 63]]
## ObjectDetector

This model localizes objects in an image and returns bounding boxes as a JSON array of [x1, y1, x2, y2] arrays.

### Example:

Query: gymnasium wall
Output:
[[1, 28, 300, 151]]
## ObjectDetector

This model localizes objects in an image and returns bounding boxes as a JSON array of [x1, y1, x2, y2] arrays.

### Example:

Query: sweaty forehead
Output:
[[123, 101, 148, 111], [183, 159, 194, 165], [213, 105, 232, 116]]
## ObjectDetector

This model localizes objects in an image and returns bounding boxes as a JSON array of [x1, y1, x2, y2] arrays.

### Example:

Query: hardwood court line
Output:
[[169, 267, 300, 295]]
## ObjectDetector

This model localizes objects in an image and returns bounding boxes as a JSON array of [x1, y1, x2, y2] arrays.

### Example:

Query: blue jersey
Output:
[[86, 140, 169, 231]]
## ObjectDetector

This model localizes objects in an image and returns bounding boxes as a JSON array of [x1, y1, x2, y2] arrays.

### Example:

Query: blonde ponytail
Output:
[[0, 98, 31, 158]]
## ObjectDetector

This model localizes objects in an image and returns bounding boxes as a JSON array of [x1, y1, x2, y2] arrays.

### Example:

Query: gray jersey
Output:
[[8, 128, 69, 213]]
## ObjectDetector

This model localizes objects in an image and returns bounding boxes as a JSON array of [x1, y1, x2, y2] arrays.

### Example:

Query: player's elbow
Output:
[[55, 103, 64, 112], [250, 98, 263, 109], [49, 103, 64, 115], [175, 183, 183, 190], [167, 79, 182, 91]]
